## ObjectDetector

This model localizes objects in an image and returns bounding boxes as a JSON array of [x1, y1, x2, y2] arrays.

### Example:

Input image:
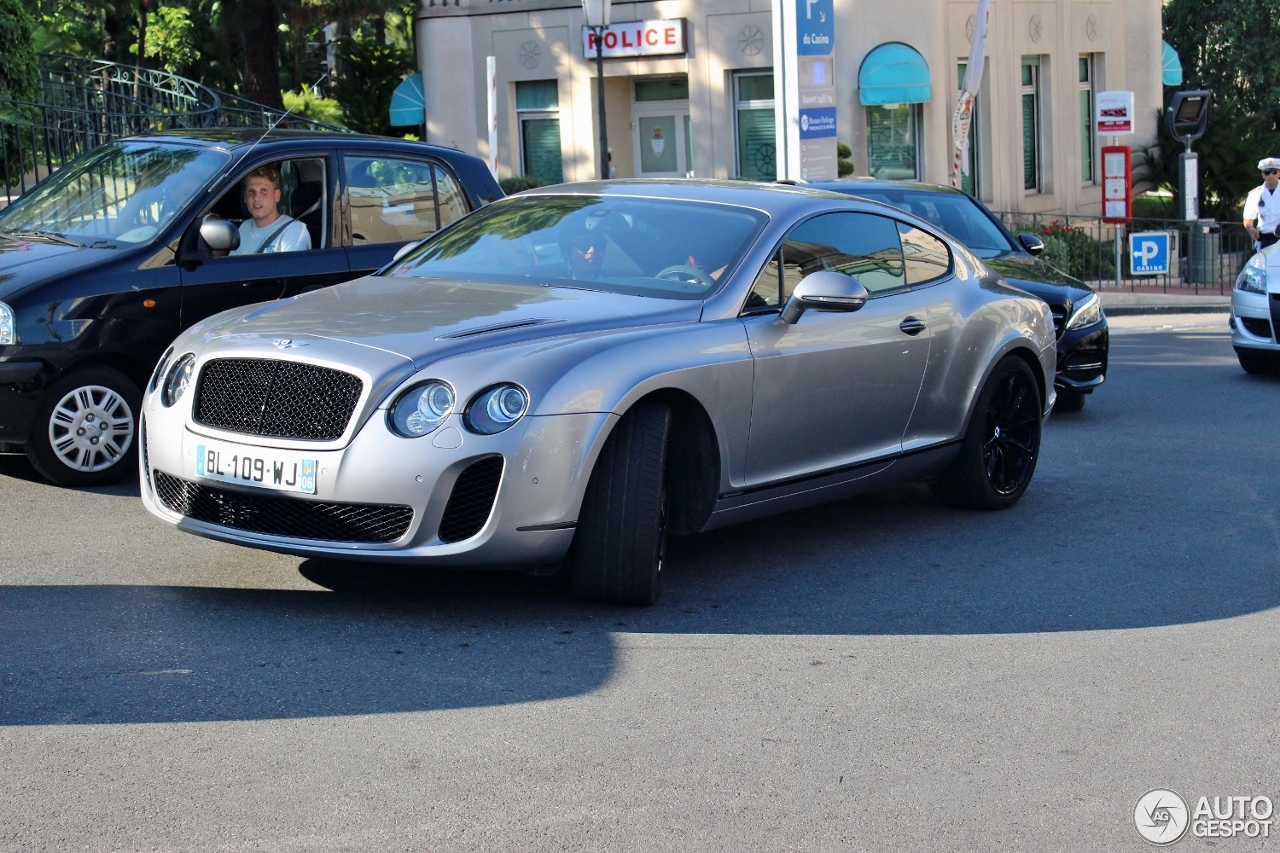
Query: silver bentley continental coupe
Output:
[[140, 181, 1056, 604]]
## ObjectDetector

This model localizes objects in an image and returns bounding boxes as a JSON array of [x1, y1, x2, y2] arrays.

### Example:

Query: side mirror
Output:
[[199, 217, 240, 252], [1018, 233, 1044, 256], [780, 270, 869, 324]]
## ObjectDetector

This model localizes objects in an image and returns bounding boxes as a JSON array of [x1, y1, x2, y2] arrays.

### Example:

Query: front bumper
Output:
[[1230, 289, 1280, 350], [0, 359, 47, 444], [1054, 320, 1108, 391], [140, 398, 614, 567]]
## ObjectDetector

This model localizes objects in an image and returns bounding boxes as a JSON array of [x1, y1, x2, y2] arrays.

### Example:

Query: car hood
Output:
[[208, 274, 704, 367], [0, 236, 119, 301], [984, 254, 1093, 306]]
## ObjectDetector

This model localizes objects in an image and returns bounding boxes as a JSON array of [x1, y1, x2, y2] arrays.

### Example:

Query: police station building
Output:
[[415, 0, 1167, 215]]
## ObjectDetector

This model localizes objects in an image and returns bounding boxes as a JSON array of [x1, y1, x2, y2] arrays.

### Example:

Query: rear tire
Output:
[[931, 357, 1042, 511], [1236, 347, 1279, 376], [26, 367, 141, 488], [1054, 388, 1087, 413], [569, 400, 671, 605]]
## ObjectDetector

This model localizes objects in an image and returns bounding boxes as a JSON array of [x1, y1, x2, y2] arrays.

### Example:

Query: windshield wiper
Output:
[[5, 229, 84, 248]]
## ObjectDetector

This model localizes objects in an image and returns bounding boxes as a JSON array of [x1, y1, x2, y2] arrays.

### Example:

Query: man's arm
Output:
[[1244, 187, 1262, 240], [275, 220, 312, 253]]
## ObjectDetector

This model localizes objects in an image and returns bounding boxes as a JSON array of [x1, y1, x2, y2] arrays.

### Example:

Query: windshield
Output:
[[386, 194, 768, 300], [843, 188, 1015, 258], [0, 142, 230, 245]]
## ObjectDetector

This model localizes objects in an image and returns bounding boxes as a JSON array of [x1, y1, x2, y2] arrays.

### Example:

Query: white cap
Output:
[[1259, 157, 1280, 171]]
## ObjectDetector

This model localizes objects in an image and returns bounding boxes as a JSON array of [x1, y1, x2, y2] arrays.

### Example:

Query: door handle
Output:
[[899, 316, 927, 336]]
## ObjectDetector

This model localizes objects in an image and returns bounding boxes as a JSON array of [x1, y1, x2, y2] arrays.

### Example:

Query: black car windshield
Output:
[[841, 188, 1014, 258], [385, 194, 768, 300], [0, 141, 229, 245]]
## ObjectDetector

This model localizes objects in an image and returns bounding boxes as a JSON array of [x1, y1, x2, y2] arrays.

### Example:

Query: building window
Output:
[[516, 80, 562, 184], [635, 76, 689, 102], [1079, 56, 1096, 184], [1020, 57, 1043, 192], [957, 61, 980, 197], [733, 72, 775, 181], [866, 104, 920, 180]]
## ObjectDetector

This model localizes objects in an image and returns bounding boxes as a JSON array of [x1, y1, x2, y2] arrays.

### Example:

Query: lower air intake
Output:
[[437, 456, 504, 543], [153, 471, 413, 543]]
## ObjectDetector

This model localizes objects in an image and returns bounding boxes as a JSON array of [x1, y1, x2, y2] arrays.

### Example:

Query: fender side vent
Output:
[[438, 456, 504, 543]]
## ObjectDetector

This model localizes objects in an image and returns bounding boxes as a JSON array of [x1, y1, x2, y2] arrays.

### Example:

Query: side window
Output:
[[745, 252, 783, 310], [433, 165, 469, 228], [781, 212, 905, 297], [896, 222, 952, 286], [204, 158, 326, 256], [345, 156, 439, 245]]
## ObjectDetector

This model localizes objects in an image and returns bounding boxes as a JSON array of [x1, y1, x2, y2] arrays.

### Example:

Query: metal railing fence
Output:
[[1, 54, 349, 202], [993, 210, 1251, 295]]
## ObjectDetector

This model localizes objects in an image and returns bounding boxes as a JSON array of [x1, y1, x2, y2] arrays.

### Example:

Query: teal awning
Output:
[[858, 43, 932, 106], [1161, 41, 1183, 87], [389, 73, 424, 127]]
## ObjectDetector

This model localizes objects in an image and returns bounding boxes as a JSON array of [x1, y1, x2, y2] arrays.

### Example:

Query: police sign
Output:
[[1130, 231, 1170, 275]]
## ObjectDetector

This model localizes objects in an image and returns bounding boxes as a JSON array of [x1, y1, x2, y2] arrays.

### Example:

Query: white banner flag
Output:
[[952, 0, 989, 185]]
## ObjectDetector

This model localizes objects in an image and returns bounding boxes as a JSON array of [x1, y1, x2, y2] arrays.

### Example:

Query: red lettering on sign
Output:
[[624, 30, 635, 48], [587, 32, 596, 50], [665, 27, 676, 45], [642, 29, 654, 45], [604, 31, 617, 49]]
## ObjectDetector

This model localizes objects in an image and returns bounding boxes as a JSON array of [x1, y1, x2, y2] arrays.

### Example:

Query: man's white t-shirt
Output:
[[231, 215, 311, 255], [1243, 184, 1280, 236]]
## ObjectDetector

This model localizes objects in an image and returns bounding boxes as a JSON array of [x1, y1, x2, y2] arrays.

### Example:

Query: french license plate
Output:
[[195, 441, 317, 495]]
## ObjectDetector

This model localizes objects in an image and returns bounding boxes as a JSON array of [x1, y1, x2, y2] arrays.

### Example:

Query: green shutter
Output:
[[515, 80, 558, 110], [521, 118, 563, 184], [1022, 93, 1037, 190], [736, 108, 775, 180]]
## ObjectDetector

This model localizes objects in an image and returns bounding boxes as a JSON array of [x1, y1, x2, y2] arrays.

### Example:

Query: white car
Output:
[[1231, 244, 1280, 373]]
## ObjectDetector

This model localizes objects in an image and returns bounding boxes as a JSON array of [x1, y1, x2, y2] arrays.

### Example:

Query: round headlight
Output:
[[465, 384, 529, 435], [390, 380, 455, 437], [161, 353, 196, 407]]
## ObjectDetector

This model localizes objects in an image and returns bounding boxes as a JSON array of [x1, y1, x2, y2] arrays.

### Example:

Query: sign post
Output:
[[1096, 91, 1134, 289], [773, 0, 836, 181]]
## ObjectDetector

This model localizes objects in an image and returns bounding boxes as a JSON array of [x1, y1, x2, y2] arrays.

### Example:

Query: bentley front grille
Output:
[[194, 358, 363, 441], [437, 457, 504, 543], [154, 471, 413, 543]]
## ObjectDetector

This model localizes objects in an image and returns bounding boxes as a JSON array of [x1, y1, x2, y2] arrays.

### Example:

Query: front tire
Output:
[[26, 367, 141, 487], [569, 400, 671, 605], [931, 357, 1043, 511]]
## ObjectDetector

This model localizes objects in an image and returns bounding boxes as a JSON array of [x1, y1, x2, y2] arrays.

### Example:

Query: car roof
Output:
[[118, 129, 472, 158], [804, 177, 970, 197], [522, 178, 909, 218]]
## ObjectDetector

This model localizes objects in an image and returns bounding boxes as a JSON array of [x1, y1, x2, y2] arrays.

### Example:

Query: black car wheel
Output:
[[569, 399, 671, 605], [1054, 388, 1087, 412], [932, 357, 1042, 510], [1235, 347, 1280, 376], [26, 367, 141, 487]]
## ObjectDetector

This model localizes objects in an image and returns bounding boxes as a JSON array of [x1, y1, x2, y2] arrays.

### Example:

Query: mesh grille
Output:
[[140, 416, 150, 490], [154, 471, 413, 543], [194, 358, 363, 441], [1242, 317, 1273, 340], [437, 457, 504, 543]]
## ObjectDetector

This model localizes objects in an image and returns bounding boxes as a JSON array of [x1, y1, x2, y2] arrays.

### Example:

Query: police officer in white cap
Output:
[[1244, 157, 1280, 250]]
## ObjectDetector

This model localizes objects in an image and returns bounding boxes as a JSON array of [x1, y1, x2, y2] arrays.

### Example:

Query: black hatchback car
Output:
[[809, 179, 1108, 413], [0, 130, 502, 486]]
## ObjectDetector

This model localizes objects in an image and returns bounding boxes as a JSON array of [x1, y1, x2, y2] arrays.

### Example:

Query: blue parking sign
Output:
[[796, 0, 834, 55], [1130, 232, 1170, 275]]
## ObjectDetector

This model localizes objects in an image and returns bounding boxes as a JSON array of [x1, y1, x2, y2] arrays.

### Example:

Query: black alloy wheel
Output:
[[932, 357, 1042, 510]]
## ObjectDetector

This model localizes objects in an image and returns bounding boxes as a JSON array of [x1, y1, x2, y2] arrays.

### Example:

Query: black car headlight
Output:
[[161, 353, 196, 407], [464, 384, 529, 435], [1238, 255, 1268, 294], [390, 380, 455, 437], [1065, 292, 1102, 331]]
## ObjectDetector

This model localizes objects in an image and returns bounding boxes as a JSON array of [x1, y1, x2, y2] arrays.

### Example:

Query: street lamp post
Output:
[[582, 0, 611, 180]]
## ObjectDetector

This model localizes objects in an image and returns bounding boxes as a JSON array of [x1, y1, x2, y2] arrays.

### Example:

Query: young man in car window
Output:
[[230, 164, 312, 255]]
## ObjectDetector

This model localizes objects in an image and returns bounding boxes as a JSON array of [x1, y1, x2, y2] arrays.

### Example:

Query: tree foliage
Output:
[[329, 36, 412, 136], [1164, 0, 1280, 132], [0, 0, 38, 102]]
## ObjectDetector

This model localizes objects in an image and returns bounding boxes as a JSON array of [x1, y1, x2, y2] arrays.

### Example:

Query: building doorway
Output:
[[632, 76, 692, 178]]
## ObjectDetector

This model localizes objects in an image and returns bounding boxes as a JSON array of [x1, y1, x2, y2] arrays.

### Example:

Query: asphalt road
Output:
[[2, 320, 1277, 852]]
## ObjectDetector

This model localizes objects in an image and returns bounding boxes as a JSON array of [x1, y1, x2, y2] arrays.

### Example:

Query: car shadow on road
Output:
[[2, 330, 1277, 726]]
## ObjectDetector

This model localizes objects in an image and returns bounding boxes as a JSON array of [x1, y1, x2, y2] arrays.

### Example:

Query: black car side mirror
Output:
[[199, 217, 240, 253], [781, 271, 869, 324], [1018, 233, 1044, 256]]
